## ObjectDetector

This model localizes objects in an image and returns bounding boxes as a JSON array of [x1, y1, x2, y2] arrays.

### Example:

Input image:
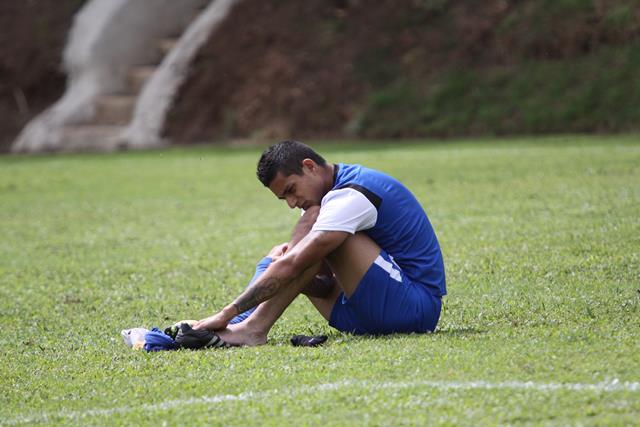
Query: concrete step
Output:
[[94, 95, 136, 125], [59, 125, 127, 152], [157, 37, 179, 56], [128, 65, 156, 93]]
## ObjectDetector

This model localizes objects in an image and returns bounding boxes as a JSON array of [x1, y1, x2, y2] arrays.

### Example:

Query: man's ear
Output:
[[301, 158, 317, 172]]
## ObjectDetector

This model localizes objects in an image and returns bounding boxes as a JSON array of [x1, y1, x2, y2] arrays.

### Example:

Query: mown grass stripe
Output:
[[6, 378, 639, 425]]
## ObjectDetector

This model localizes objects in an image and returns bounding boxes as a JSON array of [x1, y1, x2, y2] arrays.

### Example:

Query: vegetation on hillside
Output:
[[167, 0, 640, 141], [1, 0, 638, 149]]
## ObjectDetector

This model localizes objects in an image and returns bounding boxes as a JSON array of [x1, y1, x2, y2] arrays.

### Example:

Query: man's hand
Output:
[[267, 242, 288, 260], [193, 305, 238, 331]]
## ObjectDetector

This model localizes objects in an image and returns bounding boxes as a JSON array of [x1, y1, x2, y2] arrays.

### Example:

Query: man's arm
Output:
[[194, 229, 349, 330]]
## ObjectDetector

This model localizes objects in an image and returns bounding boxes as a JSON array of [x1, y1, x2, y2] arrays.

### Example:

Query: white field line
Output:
[[5, 378, 640, 425]]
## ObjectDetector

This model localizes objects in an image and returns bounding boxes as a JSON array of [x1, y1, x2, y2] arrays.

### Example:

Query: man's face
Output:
[[268, 159, 325, 210]]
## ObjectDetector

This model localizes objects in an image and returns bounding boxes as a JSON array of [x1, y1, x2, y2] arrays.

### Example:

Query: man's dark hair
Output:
[[257, 140, 327, 186]]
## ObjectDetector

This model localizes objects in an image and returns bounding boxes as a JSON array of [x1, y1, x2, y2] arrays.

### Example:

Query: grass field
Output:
[[1, 135, 639, 425]]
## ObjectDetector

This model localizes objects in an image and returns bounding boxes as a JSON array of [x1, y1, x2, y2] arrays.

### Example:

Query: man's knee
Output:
[[299, 205, 321, 227], [291, 205, 321, 243], [267, 242, 289, 260], [301, 273, 336, 298]]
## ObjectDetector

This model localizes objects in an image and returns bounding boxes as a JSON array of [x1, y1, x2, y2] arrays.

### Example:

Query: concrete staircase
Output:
[[13, 0, 241, 154], [58, 5, 207, 151]]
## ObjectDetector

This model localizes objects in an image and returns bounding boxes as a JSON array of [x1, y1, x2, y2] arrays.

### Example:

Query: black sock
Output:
[[290, 335, 328, 347]]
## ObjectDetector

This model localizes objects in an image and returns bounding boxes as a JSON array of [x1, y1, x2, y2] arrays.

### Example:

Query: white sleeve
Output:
[[311, 188, 378, 234]]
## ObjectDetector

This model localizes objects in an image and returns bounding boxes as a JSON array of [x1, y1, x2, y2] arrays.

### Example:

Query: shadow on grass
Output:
[[309, 327, 488, 345]]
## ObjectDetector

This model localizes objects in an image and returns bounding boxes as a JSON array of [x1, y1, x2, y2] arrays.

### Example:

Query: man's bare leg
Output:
[[325, 232, 380, 298], [304, 231, 383, 321], [302, 267, 341, 321], [214, 207, 323, 345], [217, 232, 381, 346], [216, 261, 324, 345]]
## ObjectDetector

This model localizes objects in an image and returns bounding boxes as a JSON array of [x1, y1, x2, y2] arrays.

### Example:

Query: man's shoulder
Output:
[[336, 163, 391, 186]]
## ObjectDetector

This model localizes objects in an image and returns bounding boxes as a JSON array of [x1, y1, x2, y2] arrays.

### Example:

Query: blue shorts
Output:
[[329, 249, 442, 335]]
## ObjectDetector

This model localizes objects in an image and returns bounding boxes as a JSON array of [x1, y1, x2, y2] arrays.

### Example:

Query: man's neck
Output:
[[323, 163, 336, 193]]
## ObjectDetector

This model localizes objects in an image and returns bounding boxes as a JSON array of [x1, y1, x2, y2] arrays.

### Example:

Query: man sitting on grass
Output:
[[192, 140, 446, 345]]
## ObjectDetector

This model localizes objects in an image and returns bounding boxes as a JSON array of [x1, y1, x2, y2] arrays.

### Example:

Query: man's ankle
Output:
[[241, 318, 270, 338]]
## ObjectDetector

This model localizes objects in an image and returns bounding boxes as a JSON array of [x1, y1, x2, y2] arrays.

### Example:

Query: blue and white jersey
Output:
[[312, 163, 446, 297]]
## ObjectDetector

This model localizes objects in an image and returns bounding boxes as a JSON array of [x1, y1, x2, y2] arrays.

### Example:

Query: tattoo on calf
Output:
[[233, 276, 285, 313]]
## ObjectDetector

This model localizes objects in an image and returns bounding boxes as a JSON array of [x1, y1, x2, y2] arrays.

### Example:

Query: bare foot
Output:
[[217, 323, 267, 346]]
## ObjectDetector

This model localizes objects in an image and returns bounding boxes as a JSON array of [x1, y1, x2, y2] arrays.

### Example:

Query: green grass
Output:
[[359, 43, 640, 137], [1, 136, 639, 425]]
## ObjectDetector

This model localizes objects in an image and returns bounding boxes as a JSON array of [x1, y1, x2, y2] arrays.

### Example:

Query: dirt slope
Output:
[[1, 0, 638, 150], [165, 0, 640, 142], [0, 1, 85, 152]]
